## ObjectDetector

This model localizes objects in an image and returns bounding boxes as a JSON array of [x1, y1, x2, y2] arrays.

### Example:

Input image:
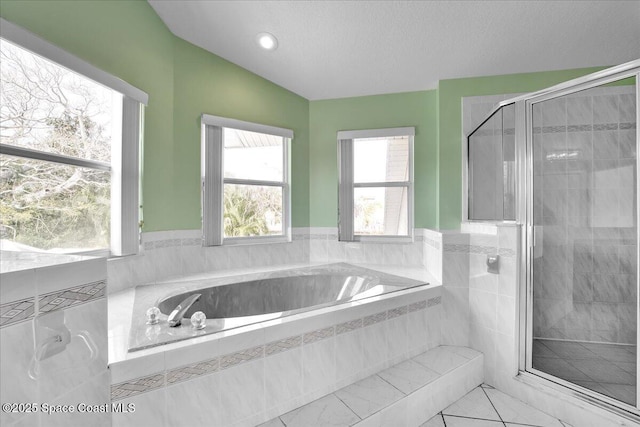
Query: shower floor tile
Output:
[[533, 339, 637, 406]]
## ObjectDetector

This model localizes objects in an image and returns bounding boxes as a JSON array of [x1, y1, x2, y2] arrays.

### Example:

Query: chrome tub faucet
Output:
[[167, 293, 202, 327]]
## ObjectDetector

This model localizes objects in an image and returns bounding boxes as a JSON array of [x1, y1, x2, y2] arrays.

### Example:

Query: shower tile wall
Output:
[[532, 84, 637, 344]]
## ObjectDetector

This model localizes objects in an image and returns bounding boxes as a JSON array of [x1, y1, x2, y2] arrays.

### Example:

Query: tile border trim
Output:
[[1, 280, 105, 329], [110, 295, 442, 401], [0, 297, 35, 328]]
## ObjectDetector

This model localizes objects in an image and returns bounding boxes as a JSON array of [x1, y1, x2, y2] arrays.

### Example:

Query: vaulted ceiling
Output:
[[149, 1, 640, 100]]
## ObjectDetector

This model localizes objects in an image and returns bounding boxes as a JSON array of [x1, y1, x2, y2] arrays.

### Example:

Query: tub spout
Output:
[[167, 294, 201, 327]]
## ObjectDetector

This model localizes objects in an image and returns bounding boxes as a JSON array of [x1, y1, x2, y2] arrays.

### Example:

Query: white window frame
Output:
[[337, 127, 415, 243], [201, 114, 292, 246], [0, 18, 147, 257]]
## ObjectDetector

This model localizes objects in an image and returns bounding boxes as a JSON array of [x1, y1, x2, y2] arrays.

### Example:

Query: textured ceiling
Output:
[[148, 1, 640, 100]]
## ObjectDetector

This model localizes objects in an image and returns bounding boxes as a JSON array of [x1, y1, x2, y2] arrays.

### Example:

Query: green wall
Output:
[[172, 37, 310, 229], [436, 67, 607, 229], [309, 91, 438, 228], [0, 0, 310, 231], [0, 0, 176, 231], [0, 1, 618, 232]]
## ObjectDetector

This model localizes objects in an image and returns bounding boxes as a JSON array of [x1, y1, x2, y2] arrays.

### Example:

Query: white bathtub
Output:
[[108, 263, 442, 427]]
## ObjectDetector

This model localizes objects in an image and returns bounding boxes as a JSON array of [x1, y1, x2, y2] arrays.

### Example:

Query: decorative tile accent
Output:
[[166, 358, 219, 385], [220, 345, 264, 369], [38, 280, 105, 314], [408, 300, 427, 312], [542, 125, 567, 133], [594, 123, 618, 131], [181, 237, 201, 246], [266, 335, 302, 356], [427, 296, 442, 307], [336, 318, 363, 334], [364, 311, 387, 326], [388, 306, 408, 319], [0, 297, 35, 328], [143, 241, 155, 250], [111, 374, 165, 401], [443, 243, 469, 253], [498, 248, 516, 258], [444, 243, 503, 256], [567, 124, 592, 132], [620, 122, 636, 130], [468, 245, 497, 255], [303, 326, 335, 344]]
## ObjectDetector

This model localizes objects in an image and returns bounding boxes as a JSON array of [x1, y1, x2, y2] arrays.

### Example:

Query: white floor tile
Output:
[[443, 416, 504, 426], [256, 417, 285, 427], [442, 387, 501, 421], [484, 387, 564, 427], [419, 413, 445, 427]]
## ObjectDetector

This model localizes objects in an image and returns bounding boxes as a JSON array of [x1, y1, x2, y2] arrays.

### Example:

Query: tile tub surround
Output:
[[0, 253, 109, 427], [128, 263, 431, 351], [260, 345, 484, 427], [107, 227, 430, 294], [109, 265, 441, 427], [106, 228, 311, 294]]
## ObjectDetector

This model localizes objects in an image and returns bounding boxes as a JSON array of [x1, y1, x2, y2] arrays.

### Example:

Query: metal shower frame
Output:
[[464, 59, 640, 420]]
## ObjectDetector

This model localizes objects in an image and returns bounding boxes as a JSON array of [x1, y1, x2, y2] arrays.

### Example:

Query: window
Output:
[[0, 18, 146, 256], [201, 114, 292, 245], [338, 127, 414, 242]]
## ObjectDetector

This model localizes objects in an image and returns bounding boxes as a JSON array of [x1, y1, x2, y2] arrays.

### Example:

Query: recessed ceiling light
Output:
[[256, 32, 278, 51]]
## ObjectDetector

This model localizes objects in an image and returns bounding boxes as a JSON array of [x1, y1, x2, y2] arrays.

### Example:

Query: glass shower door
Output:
[[529, 77, 638, 408]]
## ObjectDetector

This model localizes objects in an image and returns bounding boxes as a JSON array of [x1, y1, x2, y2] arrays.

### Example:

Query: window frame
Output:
[[0, 18, 147, 257], [337, 127, 415, 243], [201, 114, 292, 246]]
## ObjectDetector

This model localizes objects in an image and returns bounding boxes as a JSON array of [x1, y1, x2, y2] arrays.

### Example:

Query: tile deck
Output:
[[259, 345, 482, 427], [260, 344, 572, 427]]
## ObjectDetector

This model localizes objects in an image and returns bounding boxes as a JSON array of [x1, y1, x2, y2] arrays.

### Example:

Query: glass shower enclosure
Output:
[[467, 60, 640, 417]]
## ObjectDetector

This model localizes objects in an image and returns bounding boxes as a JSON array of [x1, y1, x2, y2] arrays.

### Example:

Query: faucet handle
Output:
[[146, 307, 160, 325], [191, 311, 206, 330]]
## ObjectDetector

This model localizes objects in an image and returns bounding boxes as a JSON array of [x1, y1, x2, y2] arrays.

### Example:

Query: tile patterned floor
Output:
[[421, 384, 573, 427], [261, 384, 571, 427], [533, 338, 636, 406]]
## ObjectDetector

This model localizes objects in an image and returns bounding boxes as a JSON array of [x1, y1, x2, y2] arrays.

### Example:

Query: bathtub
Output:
[[109, 262, 442, 426], [128, 263, 429, 351]]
